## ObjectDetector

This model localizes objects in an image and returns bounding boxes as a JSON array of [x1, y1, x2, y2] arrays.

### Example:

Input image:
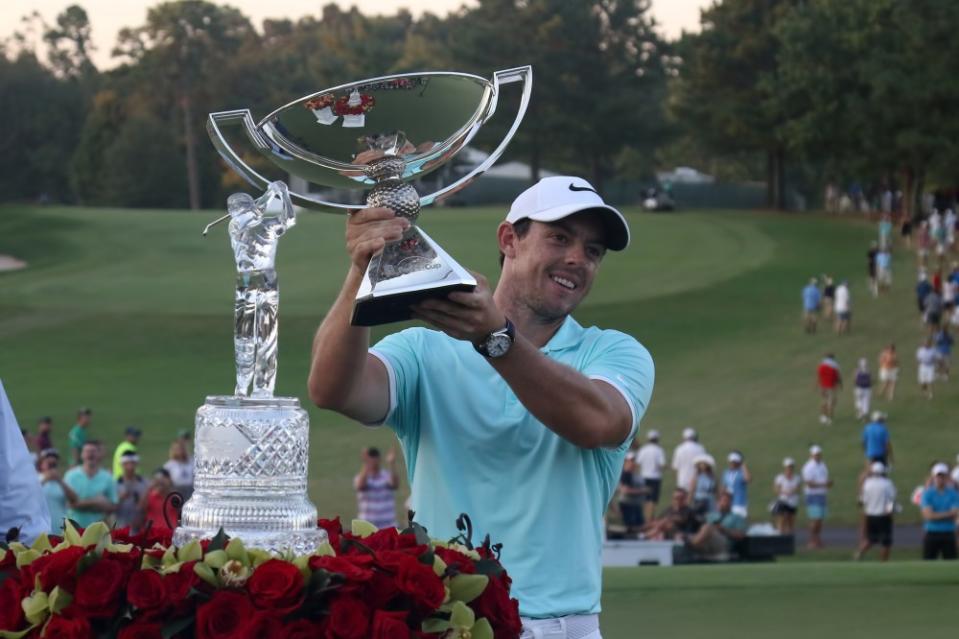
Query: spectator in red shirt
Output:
[[817, 354, 842, 425]]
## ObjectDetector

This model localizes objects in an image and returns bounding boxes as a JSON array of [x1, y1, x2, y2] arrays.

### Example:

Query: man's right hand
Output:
[[346, 207, 410, 272]]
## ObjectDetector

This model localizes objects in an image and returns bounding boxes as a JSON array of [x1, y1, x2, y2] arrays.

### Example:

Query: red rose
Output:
[[43, 614, 93, 639], [471, 576, 521, 639], [434, 547, 476, 575], [364, 570, 400, 609], [362, 528, 420, 552], [246, 559, 305, 616], [371, 610, 409, 639], [127, 569, 167, 618], [326, 595, 370, 639], [0, 578, 24, 631], [164, 561, 201, 616], [309, 555, 374, 584], [70, 556, 127, 618], [118, 621, 164, 639], [285, 618, 321, 639], [196, 590, 254, 639], [23, 545, 85, 592], [395, 559, 445, 611], [241, 612, 284, 639], [318, 518, 343, 550]]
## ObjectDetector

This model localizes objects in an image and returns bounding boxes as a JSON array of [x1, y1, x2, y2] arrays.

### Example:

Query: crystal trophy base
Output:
[[352, 226, 477, 326], [173, 396, 326, 555]]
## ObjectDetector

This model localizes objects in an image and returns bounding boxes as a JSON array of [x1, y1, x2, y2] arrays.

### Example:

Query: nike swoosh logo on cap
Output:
[[568, 183, 599, 195]]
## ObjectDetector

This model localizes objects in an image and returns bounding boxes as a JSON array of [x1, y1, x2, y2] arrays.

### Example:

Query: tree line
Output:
[[1, 0, 957, 213]]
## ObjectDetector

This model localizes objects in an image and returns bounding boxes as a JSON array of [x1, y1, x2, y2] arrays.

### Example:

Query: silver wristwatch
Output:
[[474, 318, 515, 358]]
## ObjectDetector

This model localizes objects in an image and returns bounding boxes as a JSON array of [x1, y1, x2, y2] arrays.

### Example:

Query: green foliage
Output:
[[1, 0, 670, 207], [774, 0, 959, 214]]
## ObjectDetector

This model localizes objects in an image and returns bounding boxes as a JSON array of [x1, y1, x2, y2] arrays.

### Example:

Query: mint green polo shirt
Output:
[[63, 466, 117, 529], [371, 316, 654, 618]]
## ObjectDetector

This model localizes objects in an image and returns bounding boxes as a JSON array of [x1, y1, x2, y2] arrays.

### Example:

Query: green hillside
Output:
[[1, 204, 955, 529]]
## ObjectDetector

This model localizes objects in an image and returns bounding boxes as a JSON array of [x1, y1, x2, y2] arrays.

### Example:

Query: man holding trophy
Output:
[[309, 176, 654, 638]]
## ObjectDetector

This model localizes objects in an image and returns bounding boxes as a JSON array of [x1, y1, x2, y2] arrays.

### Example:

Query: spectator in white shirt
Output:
[[834, 280, 851, 334], [916, 337, 939, 400], [855, 462, 896, 561], [672, 428, 706, 496], [772, 457, 801, 535], [635, 429, 666, 522], [802, 445, 833, 550]]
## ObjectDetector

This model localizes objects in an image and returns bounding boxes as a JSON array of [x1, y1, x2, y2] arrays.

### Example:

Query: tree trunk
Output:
[[529, 124, 541, 184], [765, 149, 775, 208], [775, 146, 786, 210], [591, 155, 605, 196], [181, 92, 201, 211]]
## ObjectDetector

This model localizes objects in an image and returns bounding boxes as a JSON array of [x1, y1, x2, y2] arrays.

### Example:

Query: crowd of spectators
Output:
[[21, 408, 194, 535]]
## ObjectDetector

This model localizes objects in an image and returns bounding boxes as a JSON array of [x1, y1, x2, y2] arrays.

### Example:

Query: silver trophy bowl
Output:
[[207, 67, 532, 325]]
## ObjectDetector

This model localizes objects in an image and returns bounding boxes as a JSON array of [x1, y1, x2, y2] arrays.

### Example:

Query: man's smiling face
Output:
[[503, 212, 608, 322]]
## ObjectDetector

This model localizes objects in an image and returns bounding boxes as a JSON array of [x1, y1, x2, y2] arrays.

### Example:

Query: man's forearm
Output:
[[489, 335, 631, 448], [308, 267, 371, 409]]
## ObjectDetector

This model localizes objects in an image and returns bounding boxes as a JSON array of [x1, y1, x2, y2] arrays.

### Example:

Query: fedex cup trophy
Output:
[[174, 67, 531, 553]]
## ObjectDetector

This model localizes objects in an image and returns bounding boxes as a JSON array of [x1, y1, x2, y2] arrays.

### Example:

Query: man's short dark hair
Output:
[[367, 447, 381, 458], [499, 218, 533, 267], [82, 440, 100, 450]]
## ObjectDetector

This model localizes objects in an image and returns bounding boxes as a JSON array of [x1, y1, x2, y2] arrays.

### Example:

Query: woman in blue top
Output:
[[722, 451, 751, 517], [689, 454, 718, 516]]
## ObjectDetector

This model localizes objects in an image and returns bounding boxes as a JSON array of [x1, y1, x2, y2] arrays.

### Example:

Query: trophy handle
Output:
[[420, 65, 533, 206], [207, 110, 356, 211]]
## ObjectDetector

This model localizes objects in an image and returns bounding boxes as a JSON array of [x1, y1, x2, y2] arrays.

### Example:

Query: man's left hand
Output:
[[411, 272, 505, 343]]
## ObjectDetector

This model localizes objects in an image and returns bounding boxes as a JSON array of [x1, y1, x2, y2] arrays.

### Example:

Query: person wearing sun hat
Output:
[[802, 445, 833, 549], [773, 457, 801, 534], [920, 463, 959, 560], [310, 176, 654, 636]]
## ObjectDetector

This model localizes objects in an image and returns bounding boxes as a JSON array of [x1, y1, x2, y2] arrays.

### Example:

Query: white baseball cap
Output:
[[810, 445, 823, 455], [728, 452, 743, 463], [783, 457, 795, 467], [506, 176, 630, 251], [682, 427, 697, 440], [932, 462, 950, 476], [870, 461, 886, 474], [693, 453, 714, 467], [646, 429, 660, 441], [870, 410, 885, 421]]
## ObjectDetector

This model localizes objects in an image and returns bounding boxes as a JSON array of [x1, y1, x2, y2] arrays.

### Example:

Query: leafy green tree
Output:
[[113, 1, 257, 210], [775, 0, 959, 216], [42, 4, 97, 80], [0, 52, 86, 202], [674, 0, 796, 209], [445, 0, 670, 192]]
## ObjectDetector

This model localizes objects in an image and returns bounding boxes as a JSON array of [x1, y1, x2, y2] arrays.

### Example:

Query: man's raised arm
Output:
[[307, 208, 409, 424]]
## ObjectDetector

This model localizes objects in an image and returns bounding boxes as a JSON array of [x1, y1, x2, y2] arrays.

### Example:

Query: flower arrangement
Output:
[[333, 92, 376, 117], [304, 94, 335, 111], [0, 515, 521, 639]]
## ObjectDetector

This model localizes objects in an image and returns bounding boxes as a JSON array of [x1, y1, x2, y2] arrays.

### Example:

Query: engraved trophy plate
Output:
[[206, 67, 533, 325]]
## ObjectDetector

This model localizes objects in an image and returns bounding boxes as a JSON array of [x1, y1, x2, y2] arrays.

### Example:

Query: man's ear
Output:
[[498, 221, 518, 261]]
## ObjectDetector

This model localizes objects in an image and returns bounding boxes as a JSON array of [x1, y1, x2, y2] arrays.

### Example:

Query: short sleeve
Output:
[[369, 328, 425, 439], [582, 330, 655, 451], [920, 489, 932, 509]]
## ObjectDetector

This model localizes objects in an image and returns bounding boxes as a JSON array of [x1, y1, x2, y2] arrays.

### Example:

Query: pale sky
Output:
[[2, 0, 709, 69]]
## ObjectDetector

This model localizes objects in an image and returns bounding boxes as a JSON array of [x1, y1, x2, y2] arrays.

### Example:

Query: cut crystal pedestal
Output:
[[173, 396, 326, 555]]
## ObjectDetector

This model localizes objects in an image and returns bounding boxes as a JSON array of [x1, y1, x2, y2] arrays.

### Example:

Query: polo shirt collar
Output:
[[540, 315, 584, 354]]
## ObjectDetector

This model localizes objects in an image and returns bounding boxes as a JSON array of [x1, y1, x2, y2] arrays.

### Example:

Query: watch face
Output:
[[486, 333, 512, 358]]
